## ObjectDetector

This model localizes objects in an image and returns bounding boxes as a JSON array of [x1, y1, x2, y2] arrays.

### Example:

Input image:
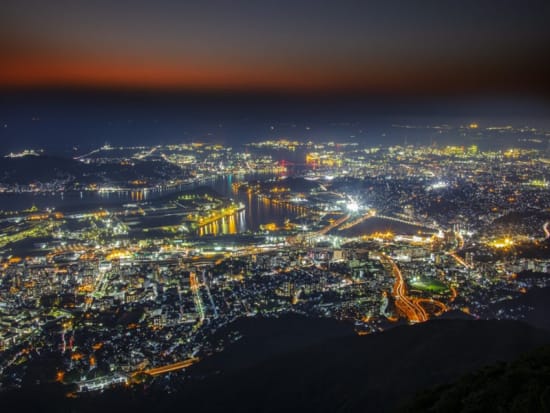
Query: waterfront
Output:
[[0, 173, 303, 235]]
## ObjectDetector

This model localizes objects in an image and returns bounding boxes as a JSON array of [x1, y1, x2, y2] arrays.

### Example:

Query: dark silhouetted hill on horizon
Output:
[[2, 316, 550, 413]]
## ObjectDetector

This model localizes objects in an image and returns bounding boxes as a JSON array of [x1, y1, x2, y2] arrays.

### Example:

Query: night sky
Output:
[[1, 0, 550, 96]]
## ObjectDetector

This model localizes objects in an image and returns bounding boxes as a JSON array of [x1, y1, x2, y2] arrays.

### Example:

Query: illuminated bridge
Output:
[[143, 357, 200, 376]]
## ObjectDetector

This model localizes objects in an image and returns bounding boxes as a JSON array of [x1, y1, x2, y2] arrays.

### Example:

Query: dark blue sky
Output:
[[1, 1, 549, 153], [1, 92, 549, 154]]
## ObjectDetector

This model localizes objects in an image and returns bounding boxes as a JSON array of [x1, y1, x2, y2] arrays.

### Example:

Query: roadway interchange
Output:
[[379, 253, 428, 323], [286, 210, 451, 324]]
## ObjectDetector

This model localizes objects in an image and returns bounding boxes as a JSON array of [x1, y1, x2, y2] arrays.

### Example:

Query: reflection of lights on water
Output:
[[198, 211, 245, 236]]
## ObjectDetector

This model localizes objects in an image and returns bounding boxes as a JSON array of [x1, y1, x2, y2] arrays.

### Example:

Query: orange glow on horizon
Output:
[[0, 55, 369, 92], [0, 53, 468, 94]]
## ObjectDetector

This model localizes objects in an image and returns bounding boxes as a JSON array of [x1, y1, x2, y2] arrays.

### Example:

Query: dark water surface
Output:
[[0, 173, 302, 234]]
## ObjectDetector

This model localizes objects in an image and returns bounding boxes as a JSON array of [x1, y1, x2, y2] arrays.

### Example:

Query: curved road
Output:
[[381, 253, 428, 323]]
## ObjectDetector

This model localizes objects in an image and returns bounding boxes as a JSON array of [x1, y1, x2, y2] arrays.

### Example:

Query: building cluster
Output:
[[1, 130, 550, 392]]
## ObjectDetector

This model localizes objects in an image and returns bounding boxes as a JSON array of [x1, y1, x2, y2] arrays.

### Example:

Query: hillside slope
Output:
[[3, 317, 548, 413]]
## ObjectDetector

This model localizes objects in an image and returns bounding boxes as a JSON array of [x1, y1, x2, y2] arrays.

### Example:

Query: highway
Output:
[[450, 285, 458, 302], [338, 210, 376, 230], [201, 269, 219, 318], [380, 253, 428, 323], [413, 298, 448, 316], [286, 213, 350, 245], [455, 230, 465, 249], [544, 222, 550, 239], [375, 214, 440, 231], [446, 231, 472, 269], [84, 265, 109, 311], [189, 272, 205, 323], [316, 213, 351, 236], [448, 252, 471, 269], [144, 357, 200, 376]]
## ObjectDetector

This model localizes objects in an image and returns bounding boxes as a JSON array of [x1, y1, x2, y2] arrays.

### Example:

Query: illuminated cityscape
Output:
[[2, 124, 550, 398], [2, 0, 550, 411]]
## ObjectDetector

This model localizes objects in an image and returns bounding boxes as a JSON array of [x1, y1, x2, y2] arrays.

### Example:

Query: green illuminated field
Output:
[[409, 277, 448, 293]]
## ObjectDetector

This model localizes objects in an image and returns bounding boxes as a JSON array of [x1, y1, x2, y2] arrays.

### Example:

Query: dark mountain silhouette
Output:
[[2, 317, 550, 413], [0, 155, 185, 185], [399, 345, 550, 413]]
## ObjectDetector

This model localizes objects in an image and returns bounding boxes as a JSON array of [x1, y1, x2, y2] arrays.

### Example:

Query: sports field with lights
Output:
[[408, 277, 449, 294]]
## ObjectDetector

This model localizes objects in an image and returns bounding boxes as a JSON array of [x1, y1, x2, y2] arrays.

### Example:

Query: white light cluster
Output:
[[427, 181, 448, 191]]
